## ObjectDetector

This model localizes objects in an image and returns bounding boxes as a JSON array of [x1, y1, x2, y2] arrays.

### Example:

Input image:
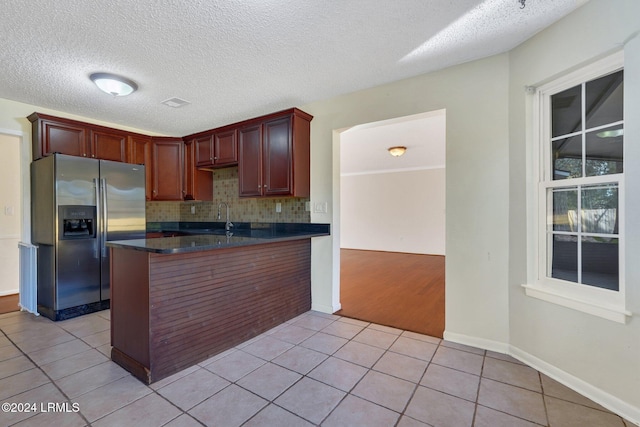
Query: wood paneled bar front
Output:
[[108, 235, 316, 384]]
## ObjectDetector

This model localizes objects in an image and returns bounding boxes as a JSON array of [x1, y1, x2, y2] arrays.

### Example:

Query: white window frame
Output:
[[522, 51, 631, 323]]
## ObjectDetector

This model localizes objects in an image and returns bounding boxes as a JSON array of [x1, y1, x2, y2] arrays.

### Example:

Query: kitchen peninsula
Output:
[[107, 223, 329, 384]]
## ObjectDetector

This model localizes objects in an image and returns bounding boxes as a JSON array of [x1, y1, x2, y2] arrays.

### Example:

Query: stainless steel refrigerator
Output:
[[31, 154, 146, 320]]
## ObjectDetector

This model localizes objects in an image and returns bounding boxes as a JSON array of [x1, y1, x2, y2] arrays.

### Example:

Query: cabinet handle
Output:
[[214, 156, 218, 160]]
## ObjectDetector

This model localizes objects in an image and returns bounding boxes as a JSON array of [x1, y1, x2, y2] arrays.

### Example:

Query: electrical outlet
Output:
[[275, 202, 282, 213], [313, 202, 328, 213], [190, 205, 196, 214]]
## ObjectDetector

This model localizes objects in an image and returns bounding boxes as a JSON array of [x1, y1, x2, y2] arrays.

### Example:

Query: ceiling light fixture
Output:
[[388, 146, 407, 157], [90, 72, 138, 96]]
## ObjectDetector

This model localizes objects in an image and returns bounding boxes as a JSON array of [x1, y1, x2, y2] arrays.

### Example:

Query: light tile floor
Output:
[[0, 309, 635, 426]]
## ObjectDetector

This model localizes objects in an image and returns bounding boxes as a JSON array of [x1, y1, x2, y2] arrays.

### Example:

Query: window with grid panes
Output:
[[524, 52, 629, 323]]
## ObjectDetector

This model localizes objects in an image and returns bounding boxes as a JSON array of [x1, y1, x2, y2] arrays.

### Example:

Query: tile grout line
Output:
[[0, 327, 93, 427], [314, 323, 405, 426]]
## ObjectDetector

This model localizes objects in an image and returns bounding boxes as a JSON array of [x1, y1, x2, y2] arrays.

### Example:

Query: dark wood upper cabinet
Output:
[[194, 134, 214, 167], [90, 128, 127, 162], [191, 128, 238, 169], [263, 116, 292, 196], [214, 129, 238, 165], [127, 135, 152, 200], [238, 124, 263, 197], [150, 137, 184, 201], [238, 108, 312, 198], [184, 139, 213, 201], [30, 112, 131, 162], [29, 107, 311, 201], [29, 113, 88, 159]]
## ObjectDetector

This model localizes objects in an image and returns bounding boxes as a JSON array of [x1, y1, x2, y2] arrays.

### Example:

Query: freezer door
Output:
[[56, 155, 99, 207], [53, 155, 101, 310], [99, 160, 146, 300]]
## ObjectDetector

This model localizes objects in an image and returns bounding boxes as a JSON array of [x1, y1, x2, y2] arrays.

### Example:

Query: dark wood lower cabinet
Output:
[[110, 240, 311, 384]]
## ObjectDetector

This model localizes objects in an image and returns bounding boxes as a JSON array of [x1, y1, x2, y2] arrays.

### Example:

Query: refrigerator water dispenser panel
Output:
[[59, 205, 96, 239]]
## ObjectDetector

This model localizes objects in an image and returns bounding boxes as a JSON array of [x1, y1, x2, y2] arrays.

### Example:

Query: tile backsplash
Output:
[[146, 166, 311, 223]]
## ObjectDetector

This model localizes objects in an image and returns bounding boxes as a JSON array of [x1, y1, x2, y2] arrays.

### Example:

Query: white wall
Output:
[[303, 52, 511, 341], [0, 134, 21, 296], [3, 1, 637, 419], [340, 168, 445, 255], [508, 0, 640, 421]]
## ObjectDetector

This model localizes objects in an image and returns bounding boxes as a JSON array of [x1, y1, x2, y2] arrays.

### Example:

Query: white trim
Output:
[[311, 302, 340, 315], [443, 332, 640, 425], [526, 51, 627, 321], [521, 283, 631, 323], [510, 345, 640, 426], [442, 331, 510, 354], [0, 127, 24, 137], [0, 289, 19, 297], [340, 164, 445, 177]]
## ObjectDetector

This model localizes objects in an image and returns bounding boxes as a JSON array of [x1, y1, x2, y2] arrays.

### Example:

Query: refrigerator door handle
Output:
[[94, 178, 101, 259], [101, 178, 108, 258]]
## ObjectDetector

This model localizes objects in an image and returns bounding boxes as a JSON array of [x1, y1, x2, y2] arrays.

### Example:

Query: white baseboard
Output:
[[443, 330, 639, 426], [510, 345, 640, 426], [443, 330, 510, 354], [0, 289, 19, 297], [311, 302, 340, 314]]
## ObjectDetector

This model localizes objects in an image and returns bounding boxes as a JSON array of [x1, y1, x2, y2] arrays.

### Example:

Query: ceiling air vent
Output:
[[161, 97, 191, 108]]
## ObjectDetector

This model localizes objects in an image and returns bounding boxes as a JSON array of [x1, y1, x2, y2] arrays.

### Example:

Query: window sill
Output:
[[521, 284, 632, 324]]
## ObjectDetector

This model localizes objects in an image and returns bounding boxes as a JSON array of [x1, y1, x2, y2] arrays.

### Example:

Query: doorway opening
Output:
[[0, 132, 23, 314], [336, 110, 446, 337]]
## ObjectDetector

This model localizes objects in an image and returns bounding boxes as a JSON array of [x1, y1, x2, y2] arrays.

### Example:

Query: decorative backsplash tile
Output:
[[146, 166, 311, 223]]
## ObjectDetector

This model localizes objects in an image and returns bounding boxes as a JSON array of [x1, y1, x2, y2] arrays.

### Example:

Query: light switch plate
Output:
[[313, 202, 328, 213]]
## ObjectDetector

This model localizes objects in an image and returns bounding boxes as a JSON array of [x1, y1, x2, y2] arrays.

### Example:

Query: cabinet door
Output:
[[151, 138, 184, 201], [238, 124, 263, 197], [195, 134, 214, 167], [127, 135, 152, 200], [38, 119, 88, 158], [214, 129, 238, 166], [184, 140, 213, 201], [90, 129, 127, 161], [263, 116, 292, 196]]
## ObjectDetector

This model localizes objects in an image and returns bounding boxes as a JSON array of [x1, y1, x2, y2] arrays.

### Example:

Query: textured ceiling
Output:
[[341, 110, 446, 175], [1, 0, 586, 136]]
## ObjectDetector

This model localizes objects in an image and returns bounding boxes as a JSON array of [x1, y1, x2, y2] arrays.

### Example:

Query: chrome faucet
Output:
[[217, 202, 234, 232]]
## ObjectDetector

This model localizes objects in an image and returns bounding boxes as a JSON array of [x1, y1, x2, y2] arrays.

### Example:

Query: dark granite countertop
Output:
[[107, 222, 330, 254]]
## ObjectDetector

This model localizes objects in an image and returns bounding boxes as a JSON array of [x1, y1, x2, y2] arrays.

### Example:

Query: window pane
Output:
[[552, 135, 582, 179], [581, 184, 618, 234], [585, 125, 623, 176], [552, 84, 582, 137], [550, 235, 578, 283], [551, 188, 577, 231], [582, 237, 618, 291], [585, 70, 623, 129]]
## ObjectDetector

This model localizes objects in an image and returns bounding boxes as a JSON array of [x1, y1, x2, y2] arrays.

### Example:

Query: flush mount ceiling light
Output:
[[388, 146, 407, 157], [89, 72, 138, 96]]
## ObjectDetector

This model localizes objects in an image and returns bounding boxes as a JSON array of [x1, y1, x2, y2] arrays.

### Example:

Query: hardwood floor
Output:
[[0, 293, 19, 315], [337, 249, 445, 338]]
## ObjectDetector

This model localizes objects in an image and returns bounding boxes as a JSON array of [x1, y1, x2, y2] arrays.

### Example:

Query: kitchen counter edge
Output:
[[107, 225, 330, 254]]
